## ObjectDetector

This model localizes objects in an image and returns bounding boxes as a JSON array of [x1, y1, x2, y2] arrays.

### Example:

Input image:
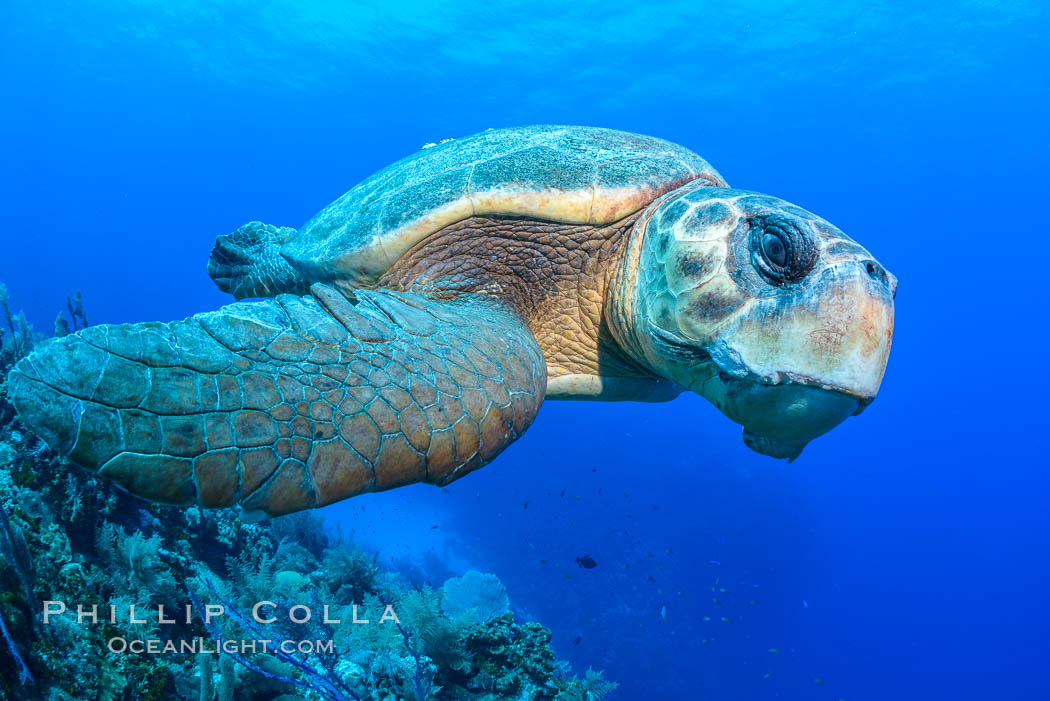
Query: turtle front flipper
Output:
[[208, 221, 311, 299], [6, 285, 546, 520]]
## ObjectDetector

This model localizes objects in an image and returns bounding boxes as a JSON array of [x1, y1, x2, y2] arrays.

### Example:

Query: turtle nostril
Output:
[[865, 261, 889, 287]]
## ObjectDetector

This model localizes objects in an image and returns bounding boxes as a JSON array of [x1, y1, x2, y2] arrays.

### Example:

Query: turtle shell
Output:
[[282, 125, 727, 286]]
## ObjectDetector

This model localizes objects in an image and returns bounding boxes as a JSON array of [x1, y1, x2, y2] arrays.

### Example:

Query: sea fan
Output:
[[440, 570, 510, 623]]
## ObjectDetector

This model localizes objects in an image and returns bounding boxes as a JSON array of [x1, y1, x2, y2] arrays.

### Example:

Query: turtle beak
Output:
[[718, 261, 895, 402], [699, 259, 895, 458]]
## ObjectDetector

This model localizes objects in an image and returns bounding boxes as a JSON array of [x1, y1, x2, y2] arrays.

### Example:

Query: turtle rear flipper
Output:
[[6, 285, 546, 519], [208, 221, 310, 299]]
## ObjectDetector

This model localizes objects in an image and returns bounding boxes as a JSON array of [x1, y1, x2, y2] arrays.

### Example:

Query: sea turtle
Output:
[[7, 126, 896, 521]]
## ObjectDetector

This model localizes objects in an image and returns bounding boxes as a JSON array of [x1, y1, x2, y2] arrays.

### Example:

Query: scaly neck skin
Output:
[[378, 213, 674, 399], [605, 203, 662, 377]]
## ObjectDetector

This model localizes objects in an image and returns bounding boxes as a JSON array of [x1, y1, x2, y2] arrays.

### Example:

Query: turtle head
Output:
[[610, 186, 896, 460]]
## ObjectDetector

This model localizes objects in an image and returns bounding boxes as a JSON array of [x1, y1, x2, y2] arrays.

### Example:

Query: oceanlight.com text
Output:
[[106, 637, 335, 655]]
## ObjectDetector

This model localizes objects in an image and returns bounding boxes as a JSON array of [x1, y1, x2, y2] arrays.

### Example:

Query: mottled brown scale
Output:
[[379, 214, 651, 384], [684, 286, 748, 323], [8, 281, 547, 518]]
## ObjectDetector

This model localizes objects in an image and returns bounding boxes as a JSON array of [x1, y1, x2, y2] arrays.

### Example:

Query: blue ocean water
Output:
[[1, 1, 1047, 699]]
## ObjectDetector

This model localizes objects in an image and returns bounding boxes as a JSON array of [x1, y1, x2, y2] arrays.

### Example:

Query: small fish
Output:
[[763, 672, 773, 679], [560, 488, 566, 497], [522, 500, 529, 510], [708, 559, 721, 566], [720, 616, 730, 623], [573, 633, 582, 645], [660, 606, 667, 621], [430, 525, 439, 530], [702, 616, 711, 621], [750, 600, 761, 605], [815, 678, 826, 685], [768, 648, 780, 654], [575, 555, 597, 569]]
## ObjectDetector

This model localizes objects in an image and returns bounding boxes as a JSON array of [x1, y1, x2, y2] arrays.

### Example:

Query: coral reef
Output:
[[0, 286, 616, 700]]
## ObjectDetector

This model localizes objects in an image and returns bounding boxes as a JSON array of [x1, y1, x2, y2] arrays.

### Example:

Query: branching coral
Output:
[[0, 505, 35, 690], [554, 668, 619, 701], [96, 523, 178, 600], [0, 606, 33, 687], [191, 573, 363, 701]]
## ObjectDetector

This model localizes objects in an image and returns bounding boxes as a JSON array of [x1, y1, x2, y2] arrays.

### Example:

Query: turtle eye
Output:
[[761, 233, 787, 267], [750, 214, 817, 285]]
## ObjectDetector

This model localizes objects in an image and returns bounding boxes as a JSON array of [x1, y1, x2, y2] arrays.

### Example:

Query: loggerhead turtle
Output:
[[7, 126, 896, 521]]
